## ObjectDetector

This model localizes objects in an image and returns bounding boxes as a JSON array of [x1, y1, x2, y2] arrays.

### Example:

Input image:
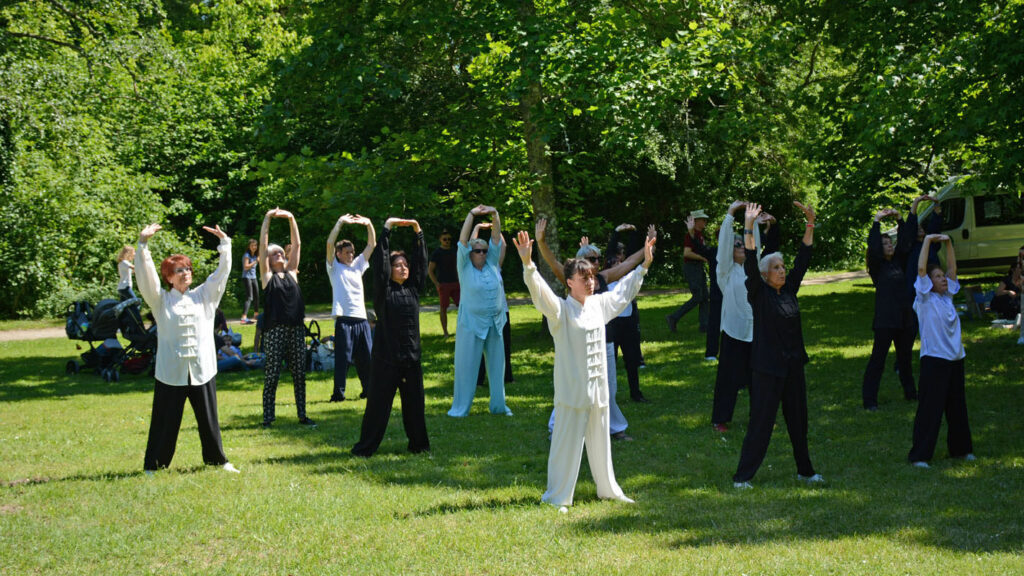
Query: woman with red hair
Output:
[[134, 222, 239, 474]]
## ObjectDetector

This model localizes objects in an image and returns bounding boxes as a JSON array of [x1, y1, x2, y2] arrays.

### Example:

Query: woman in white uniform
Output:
[[514, 229, 655, 507]]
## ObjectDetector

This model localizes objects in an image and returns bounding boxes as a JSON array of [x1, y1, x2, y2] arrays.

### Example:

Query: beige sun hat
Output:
[[689, 209, 710, 220]]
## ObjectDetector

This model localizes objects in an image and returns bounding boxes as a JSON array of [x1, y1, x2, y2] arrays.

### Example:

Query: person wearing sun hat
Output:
[[666, 208, 712, 334]]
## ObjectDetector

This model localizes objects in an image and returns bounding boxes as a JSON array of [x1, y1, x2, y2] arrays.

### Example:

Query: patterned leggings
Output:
[[262, 324, 308, 423]]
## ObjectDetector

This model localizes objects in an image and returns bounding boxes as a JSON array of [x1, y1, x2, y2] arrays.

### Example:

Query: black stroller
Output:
[[65, 298, 157, 381]]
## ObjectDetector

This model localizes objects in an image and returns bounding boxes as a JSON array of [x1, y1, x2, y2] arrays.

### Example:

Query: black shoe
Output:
[[261, 419, 274, 428], [298, 417, 317, 428], [864, 405, 879, 412], [631, 394, 650, 404], [665, 315, 677, 333], [611, 431, 634, 441], [359, 391, 367, 399], [329, 394, 346, 403], [904, 391, 918, 401]]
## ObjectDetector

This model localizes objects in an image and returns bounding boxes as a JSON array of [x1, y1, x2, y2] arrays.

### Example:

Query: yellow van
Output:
[[919, 178, 1024, 274]]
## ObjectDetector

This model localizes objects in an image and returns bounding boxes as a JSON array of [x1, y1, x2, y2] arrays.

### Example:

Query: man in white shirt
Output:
[[326, 214, 376, 402]]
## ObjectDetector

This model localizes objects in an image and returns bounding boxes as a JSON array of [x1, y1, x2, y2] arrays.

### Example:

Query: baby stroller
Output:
[[65, 298, 157, 382]]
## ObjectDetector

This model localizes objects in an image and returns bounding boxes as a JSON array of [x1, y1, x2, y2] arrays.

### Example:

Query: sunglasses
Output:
[[733, 242, 744, 249], [440, 237, 452, 243], [174, 266, 193, 274], [585, 256, 600, 263], [472, 248, 488, 255]]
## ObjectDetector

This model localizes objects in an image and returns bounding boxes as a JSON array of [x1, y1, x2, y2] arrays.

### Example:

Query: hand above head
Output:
[[756, 211, 776, 225], [646, 224, 657, 240], [384, 217, 400, 230], [202, 225, 227, 239], [535, 217, 547, 241], [744, 203, 762, 225], [476, 222, 492, 229], [471, 204, 489, 216], [615, 223, 636, 232], [729, 200, 747, 215], [794, 201, 816, 224], [685, 215, 695, 232], [139, 223, 162, 243], [512, 230, 534, 266], [642, 235, 657, 269], [579, 236, 590, 248]]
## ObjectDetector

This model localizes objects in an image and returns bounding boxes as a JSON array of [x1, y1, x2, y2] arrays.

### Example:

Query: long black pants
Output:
[[862, 324, 917, 408], [352, 360, 430, 457], [908, 357, 973, 462], [704, 285, 723, 358], [733, 361, 815, 482], [712, 333, 752, 424], [144, 377, 227, 470], [612, 315, 644, 399], [668, 262, 709, 331], [478, 311, 514, 386], [262, 324, 308, 424]]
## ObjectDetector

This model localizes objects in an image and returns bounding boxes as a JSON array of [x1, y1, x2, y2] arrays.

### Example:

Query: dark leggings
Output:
[[243, 277, 259, 318], [262, 324, 308, 423]]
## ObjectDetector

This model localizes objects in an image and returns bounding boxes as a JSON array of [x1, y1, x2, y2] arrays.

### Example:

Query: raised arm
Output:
[[535, 217, 566, 285], [515, 230, 563, 323], [259, 209, 273, 285], [943, 236, 956, 280], [602, 224, 656, 283], [198, 225, 232, 307], [326, 213, 351, 264], [357, 215, 377, 261], [375, 220, 395, 287], [717, 201, 744, 279], [459, 205, 484, 247], [917, 234, 943, 277], [281, 209, 301, 273], [134, 223, 164, 311], [795, 201, 815, 247]]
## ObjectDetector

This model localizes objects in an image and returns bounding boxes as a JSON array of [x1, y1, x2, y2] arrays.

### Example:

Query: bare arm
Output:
[[427, 261, 440, 288], [459, 205, 484, 247], [283, 210, 301, 273], [918, 235, 939, 277], [795, 201, 816, 247], [259, 210, 272, 286], [326, 214, 350, 264], [944, 236, 956, 279], [358, 215, 376, 261], [743, 204, 761, 250], [535, 217, 566, 285]]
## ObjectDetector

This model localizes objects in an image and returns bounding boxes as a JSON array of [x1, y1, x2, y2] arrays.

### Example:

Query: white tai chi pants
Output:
[[548, 342, 627, 434], [542, 403, 631, 507]]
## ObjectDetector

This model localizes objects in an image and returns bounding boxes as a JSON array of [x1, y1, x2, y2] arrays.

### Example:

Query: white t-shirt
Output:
[[913, 274, 965, 361], [327, 254, 369, 319], [118, 260, 133, 290]]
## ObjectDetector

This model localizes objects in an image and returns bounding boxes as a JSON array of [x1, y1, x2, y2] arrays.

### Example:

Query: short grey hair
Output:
[[267, 243, 285, 258], [575, 244, 601, 259], [759, 252, 783, 274], [469, 238, 488, 250]]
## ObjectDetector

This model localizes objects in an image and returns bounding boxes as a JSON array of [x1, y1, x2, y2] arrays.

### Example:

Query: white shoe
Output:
[[733, 481, 753, 489], [798, 473, 825, 484], [1017, 336, 1024, 345], [963, 453, 977, 462], [704, 356, 717, 362], [144, 470, 155, 477], [222, 462, 240, 473], [911, 461, 930, 469]]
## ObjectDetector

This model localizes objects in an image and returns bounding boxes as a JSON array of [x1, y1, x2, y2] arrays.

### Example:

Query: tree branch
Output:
[[2, 30, 85, 55]]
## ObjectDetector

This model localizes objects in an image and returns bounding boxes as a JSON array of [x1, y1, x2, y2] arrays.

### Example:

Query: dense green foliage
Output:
[[3, 0, 1022, 317]]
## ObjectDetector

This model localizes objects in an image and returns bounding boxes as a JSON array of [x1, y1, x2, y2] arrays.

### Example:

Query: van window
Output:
[[939, 198, 965, 231], [974, 195, 1024, 227]]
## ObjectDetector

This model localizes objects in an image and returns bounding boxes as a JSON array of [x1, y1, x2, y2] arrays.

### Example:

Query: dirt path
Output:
[[0, 270, 870, 343]]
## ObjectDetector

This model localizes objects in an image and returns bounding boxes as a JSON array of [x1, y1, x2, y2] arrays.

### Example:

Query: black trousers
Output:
[[733, 362, 815, 482], [669, 262, 709, 330], [862, 324, 917, 408], [352, 361, 430, 457], [908, 357, 973, 462], [144, 377, 227, 470], [477, 311, 514, 386], [612, 319, 644, 399], [712, 333, 752, 424], [704, 287, 723, 358]]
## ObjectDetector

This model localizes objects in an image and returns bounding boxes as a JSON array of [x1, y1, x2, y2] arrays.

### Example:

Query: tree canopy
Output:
[[2, 0, 1021, 316]]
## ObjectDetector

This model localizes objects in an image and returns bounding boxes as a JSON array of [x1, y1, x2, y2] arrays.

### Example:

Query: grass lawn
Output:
[[1, 277, 1022, 575]]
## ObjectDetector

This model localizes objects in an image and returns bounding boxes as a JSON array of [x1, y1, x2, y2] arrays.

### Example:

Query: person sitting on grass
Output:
[[908, 234, 975, 468], [134, 222, 239, 475], [217, 334, 259, 372], [732, 202, 823, 489], [991, 260, 1022, 321], [515, 228, 655, 508]]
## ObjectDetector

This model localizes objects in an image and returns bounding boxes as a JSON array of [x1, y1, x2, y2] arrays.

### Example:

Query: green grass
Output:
[[1, 278, 1022, 575]]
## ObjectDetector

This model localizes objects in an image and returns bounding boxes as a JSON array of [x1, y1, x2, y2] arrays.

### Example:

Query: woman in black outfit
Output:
[[351, 218, 430, 457], [991, 260, 1022, 320], [259, 208, 315, 428], [732, 202, 822, 488], [861, 208, 918, 410]]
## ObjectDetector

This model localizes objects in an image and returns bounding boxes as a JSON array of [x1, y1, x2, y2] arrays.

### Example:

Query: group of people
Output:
[[126, 195, 982, 503]]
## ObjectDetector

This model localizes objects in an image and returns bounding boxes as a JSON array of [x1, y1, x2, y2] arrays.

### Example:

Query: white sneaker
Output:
[[963, 453, 977, 462], [1017, 336, 1024, 345], [222, 462, 240, 473], [144, 470, 155, 477], [798, 473, 825, 484], [733, 481, 753, 489], [911, 461, 930, 469], [704, 356, 717, 362]]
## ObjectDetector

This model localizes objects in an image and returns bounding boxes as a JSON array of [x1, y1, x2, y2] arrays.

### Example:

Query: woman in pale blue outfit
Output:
[[448, 204, 512, 417]]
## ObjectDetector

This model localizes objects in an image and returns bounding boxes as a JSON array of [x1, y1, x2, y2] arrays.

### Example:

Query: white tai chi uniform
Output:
[[523, 262, 647, 506]]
